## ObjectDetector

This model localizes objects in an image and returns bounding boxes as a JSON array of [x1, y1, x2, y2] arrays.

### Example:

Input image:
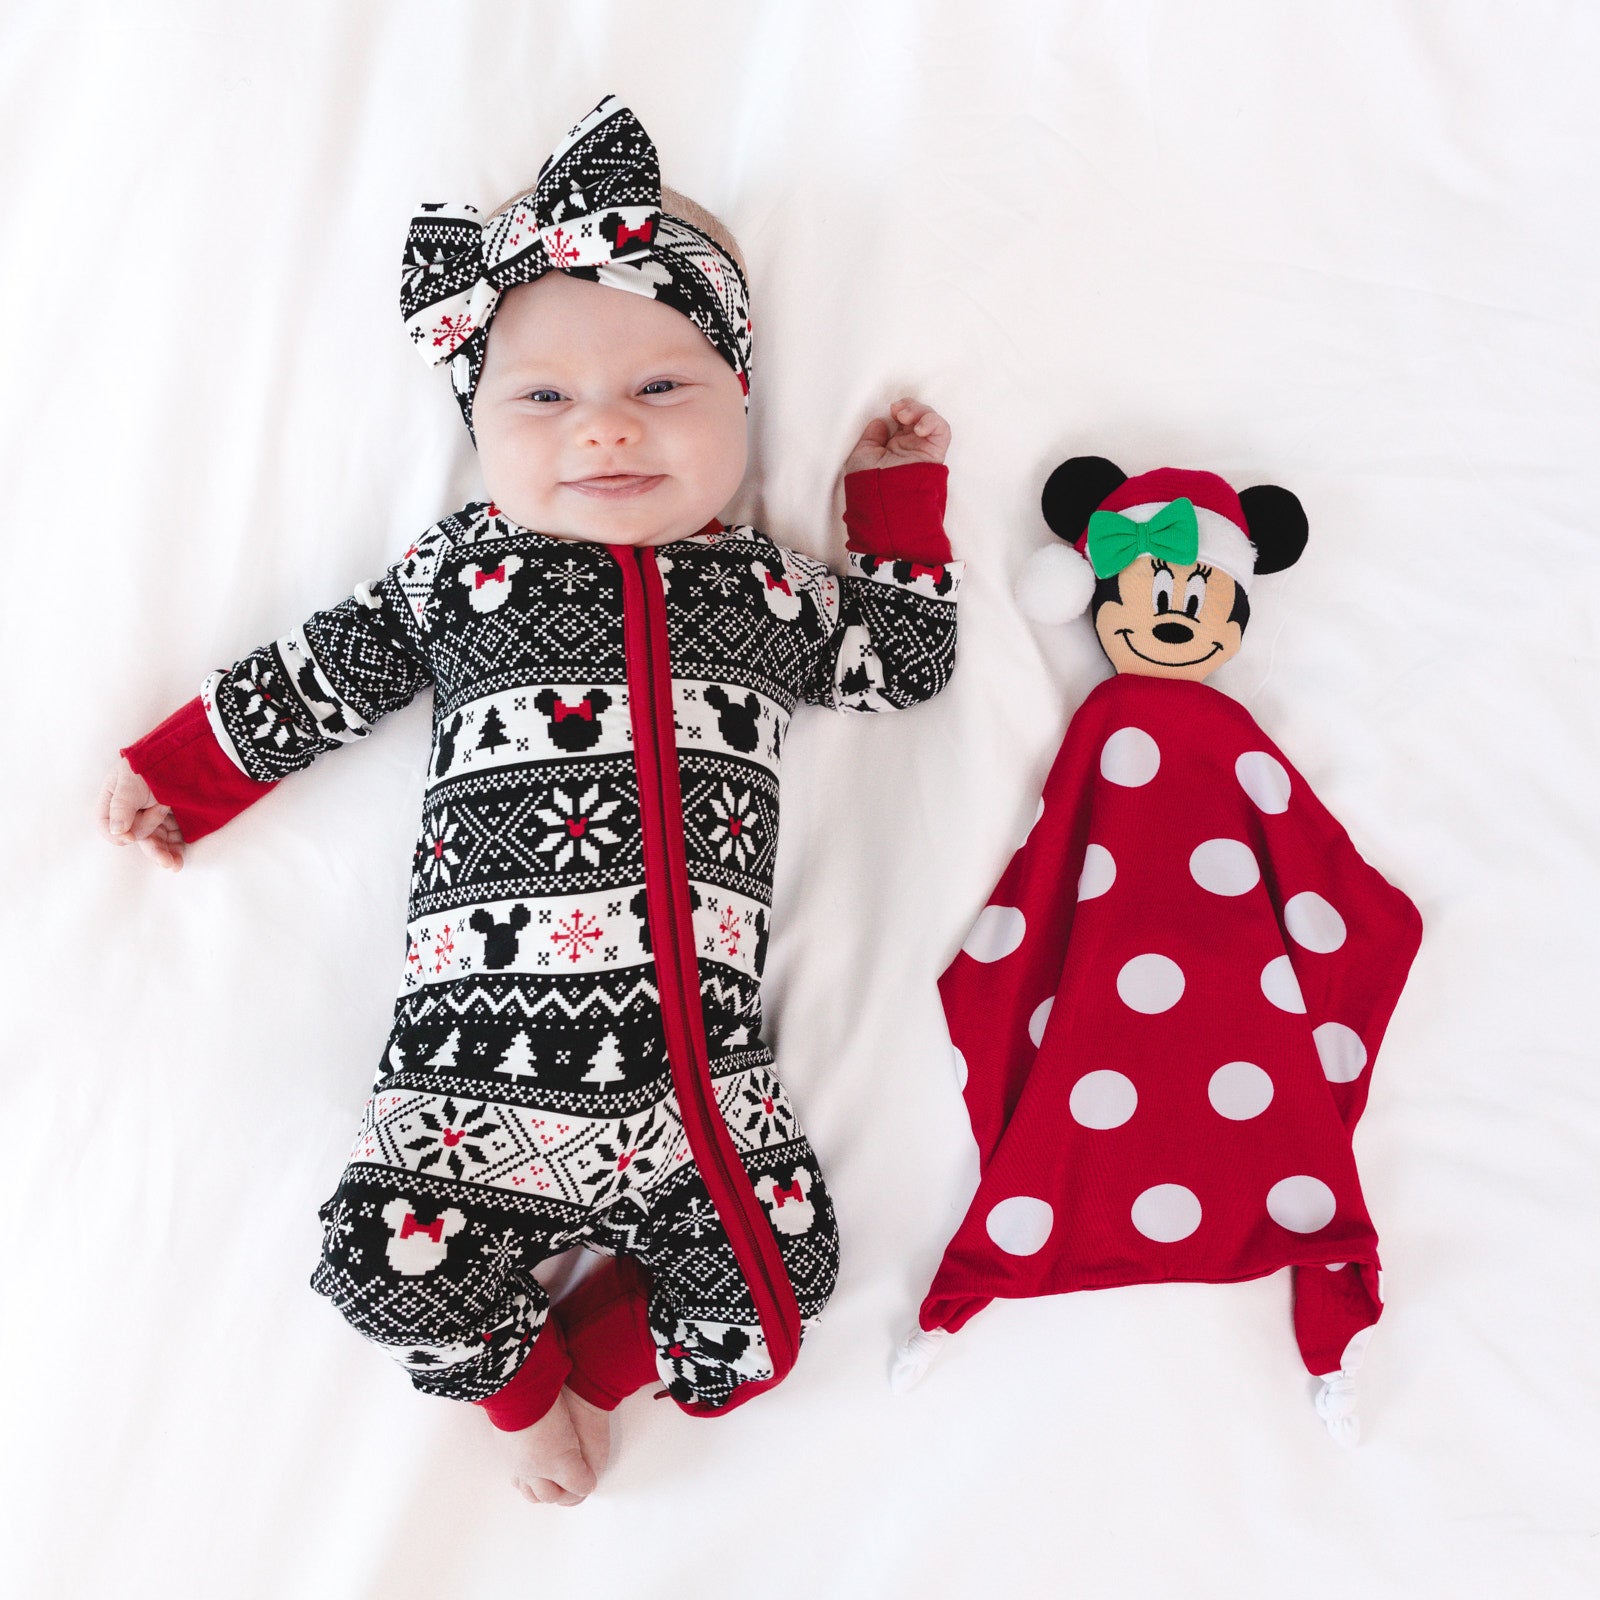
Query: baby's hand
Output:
[[845, 399, 951, 473], [98, 757, 186, 871]]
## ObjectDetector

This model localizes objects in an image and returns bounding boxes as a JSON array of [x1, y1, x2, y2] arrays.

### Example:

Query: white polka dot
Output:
[[1130, 1184, 1202, 1243], [1266, 1175, 1337, 1233], [1189, 838, 1260, 897], [1285, 891, 1347, 952], [1313, 1022, 1368, 1083], [1100, 727, 1160, 787], [1078, 843, 1116, 901], [951, 1045, 968, 1091], [1027, 997, 1054, 1047], [1260, 954, 1306, 1013], [1117, 953, 1185, 1014], [1207, 1060, 1274, 1120], [1021, 796, 1045, 847], [986, 1195, 1054, 1255], [1236, 750, 1291, 814], [1069, 1070, 1138, 1129], [963, 904, 1025, 962], [1340, 1326, 1375, 1371]]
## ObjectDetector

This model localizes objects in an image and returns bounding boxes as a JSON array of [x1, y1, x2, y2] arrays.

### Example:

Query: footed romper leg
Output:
[[633, 1136, 840, 1413], [1293, 1260, 1382, 1446], [311, 1168, 578, 1427], [557, 1256, 660, 1411]]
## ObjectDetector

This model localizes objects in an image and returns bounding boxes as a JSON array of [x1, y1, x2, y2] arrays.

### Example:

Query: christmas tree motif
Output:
[[477, 704, 511, 754], [582, 1032, 626, 1090], [425, 1029, 460, 1071], [495, 1030, 537, 1082]]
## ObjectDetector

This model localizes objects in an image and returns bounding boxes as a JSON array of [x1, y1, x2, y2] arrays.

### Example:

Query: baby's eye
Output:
[[640, 380, 679, 396], [525, 389, 565, 404]]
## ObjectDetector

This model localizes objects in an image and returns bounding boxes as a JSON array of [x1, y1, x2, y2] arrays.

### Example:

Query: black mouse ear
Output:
[[1041, 456, 1127, 544], [1238, 484, 1308, 575]]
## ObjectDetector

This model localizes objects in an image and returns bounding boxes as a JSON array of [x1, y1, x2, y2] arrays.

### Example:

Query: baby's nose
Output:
[[577, 402, 638, 448]]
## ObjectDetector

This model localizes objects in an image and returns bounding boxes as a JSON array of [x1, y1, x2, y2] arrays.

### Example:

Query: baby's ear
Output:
[[1239, 484, 1309, 574], [1041, 456, 1127, 544]]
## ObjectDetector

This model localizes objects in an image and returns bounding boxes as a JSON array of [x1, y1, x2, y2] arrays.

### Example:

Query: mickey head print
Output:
[[533, 687, 613, 753], [459, 554, 524, 613], [380, 1198, 466, 1275], [750, 556, 802, 620], [1019, 456, 1308, 682], [755, 1165, 816, 1236]]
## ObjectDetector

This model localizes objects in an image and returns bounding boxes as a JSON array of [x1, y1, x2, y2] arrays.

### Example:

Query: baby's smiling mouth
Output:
[[1115, 628, 1223, 669], [564, 474, 666, 499]]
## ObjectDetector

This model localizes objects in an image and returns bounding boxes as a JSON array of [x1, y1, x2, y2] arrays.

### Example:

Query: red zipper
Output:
[[612, 545, 801, 1413]]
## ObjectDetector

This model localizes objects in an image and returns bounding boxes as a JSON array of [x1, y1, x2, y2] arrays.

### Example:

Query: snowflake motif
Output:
[[403, 1098, 501, 1180], [586, 1111, 666, 1207], [431, 923, 455, 975], [550, 908, 605, 964], [483, 1228, 525, 1276], [674, 1196, 719, 1240], [322, 1199, 355, 1246], [552, 557, 596, 597], [418, 808, 462, 889], [703, 565, 741, 598], [235, 658, 298, 749], [737, 1071, 797, 1147], [717, 903, 741, 957], [533, 785, 623, 871], [430, 311, 475, 352], [708, 785, 759, 868]]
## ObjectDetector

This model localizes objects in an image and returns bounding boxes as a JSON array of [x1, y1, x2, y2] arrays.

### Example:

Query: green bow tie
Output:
[[1085, 498, 1200, 578]]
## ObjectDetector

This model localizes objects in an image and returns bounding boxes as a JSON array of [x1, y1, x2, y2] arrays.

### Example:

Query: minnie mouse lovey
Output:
[[895, 457, 1420, 1445]]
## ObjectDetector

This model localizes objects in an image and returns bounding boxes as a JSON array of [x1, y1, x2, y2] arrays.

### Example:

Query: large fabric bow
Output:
[[1085, 498, 1200, 578], [399, 95, 752, 436]]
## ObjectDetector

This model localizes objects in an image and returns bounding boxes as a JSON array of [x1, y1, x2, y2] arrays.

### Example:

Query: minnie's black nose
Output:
[[1152, 621, 1194, 644]]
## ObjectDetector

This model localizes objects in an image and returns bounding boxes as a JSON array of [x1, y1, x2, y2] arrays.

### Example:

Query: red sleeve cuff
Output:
[[121, 697, 276, 844], [476, 1315, 572, 1431], [843, 462, 952, 564]]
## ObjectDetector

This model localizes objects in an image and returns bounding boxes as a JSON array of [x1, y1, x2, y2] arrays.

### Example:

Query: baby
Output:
[[97, 97, 960, 1504]]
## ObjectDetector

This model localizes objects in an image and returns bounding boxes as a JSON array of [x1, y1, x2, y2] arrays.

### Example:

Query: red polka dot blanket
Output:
[[914, 673, 1421, 1415]]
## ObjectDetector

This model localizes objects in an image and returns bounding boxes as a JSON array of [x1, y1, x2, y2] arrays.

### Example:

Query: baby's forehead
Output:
[[488, 274, 721, 367]]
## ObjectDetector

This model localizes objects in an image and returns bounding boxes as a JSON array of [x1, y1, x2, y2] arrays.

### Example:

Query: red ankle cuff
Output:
[[558, 1258, 659, 1412], [476, 1315, 572, 1432]]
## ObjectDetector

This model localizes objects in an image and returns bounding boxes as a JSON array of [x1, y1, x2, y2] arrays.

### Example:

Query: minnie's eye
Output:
[[640, 380, 678, 395], [1183, 571, 1207, 618], [1152, 568, 1175, 613]]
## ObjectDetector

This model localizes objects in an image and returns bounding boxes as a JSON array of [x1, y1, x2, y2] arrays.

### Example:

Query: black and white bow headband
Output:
[[399, 96, 753, 437]]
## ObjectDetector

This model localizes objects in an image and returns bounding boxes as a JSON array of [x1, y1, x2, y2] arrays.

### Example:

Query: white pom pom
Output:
[[890, 1326, 952, 1394], [1017, 543, 1095, 624], [1314, 1371, 1361, 1447]]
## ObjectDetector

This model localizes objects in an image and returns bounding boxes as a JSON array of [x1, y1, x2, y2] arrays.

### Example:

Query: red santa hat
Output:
[[1018, 456, 1308, 625]]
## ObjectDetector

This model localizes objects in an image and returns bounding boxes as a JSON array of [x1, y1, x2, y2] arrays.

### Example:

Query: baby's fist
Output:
[[845, 399, 950, 473], [98, 758, 186, 871]]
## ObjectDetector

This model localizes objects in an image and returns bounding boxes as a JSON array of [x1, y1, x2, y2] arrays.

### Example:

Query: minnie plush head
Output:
[[1018, 456, 1308, 682]]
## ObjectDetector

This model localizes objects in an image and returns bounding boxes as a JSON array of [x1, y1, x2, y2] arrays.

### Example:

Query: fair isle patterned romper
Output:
[[125, 466, 960, 1420]]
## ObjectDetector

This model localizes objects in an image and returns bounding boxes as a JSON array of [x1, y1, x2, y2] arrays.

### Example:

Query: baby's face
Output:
[[473, 273, 748, 545]]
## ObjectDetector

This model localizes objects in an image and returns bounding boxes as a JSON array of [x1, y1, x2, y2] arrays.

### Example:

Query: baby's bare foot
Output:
[[508, 1388, 599, 1506], [565, 1389, 612, 1481]]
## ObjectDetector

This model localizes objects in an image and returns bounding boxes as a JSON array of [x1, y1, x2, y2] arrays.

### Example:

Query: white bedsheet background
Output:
[[4, 2, 1597, 1595]]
